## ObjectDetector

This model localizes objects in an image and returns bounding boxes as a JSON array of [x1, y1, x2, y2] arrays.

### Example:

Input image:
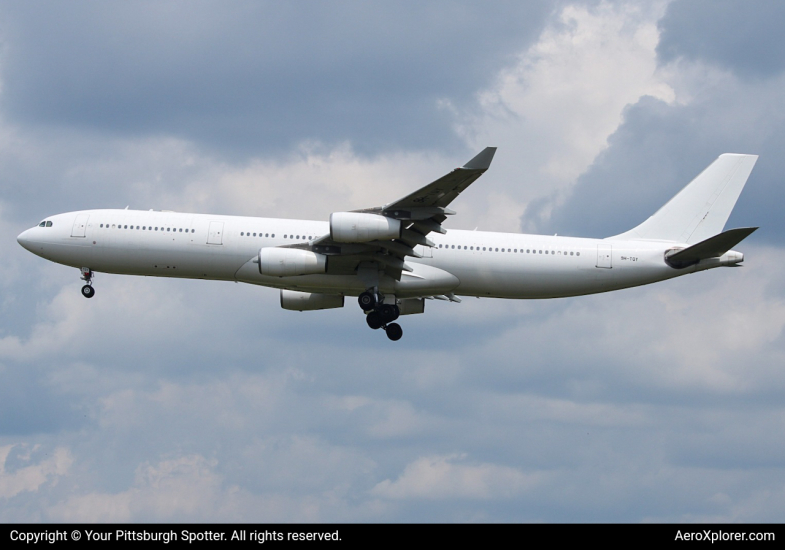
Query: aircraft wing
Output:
[[383, 147, 497, 212], [291, 147, 497, 281]]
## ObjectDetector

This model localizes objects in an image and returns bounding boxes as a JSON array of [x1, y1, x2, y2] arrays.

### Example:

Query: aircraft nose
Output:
[[17, 229, 34, 251]]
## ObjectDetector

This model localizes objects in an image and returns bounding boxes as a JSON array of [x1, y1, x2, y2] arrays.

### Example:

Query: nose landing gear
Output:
[[80, 267, 95, 298], [359, 289, 403, 341]]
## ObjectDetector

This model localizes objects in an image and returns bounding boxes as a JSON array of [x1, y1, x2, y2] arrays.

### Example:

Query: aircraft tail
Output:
[[611, 154, 758, 244]]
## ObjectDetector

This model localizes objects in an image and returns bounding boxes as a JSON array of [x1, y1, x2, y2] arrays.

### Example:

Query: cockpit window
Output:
[[38, 221, 45, 227], [46, 221, 53, 227]]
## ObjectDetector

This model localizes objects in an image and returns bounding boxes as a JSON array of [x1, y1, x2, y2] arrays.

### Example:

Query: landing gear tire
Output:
[[385, 323, 403, 341], [81, 285, 95, 298], [358, 291, 376, 311], [378, 304, 399, 323], [366, 311, 383, 330]]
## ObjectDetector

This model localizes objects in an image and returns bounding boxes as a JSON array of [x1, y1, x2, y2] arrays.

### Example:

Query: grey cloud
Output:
[[0, 363, 83, 435], [0, 1, 551, 158], [536, 85, 785, 243], [658, 0, 785, 78], [4, 0, 785, 523], [3, 257, 785, 521]]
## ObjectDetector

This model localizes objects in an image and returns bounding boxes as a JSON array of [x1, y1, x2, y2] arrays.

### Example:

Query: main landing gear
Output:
[[80, 267, 95, 298], [358, 290, 403, 341]]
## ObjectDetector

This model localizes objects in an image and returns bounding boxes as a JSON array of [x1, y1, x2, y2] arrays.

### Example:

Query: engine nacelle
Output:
[[259, 248, 327, 277], [330, 212, 401, 243], [280, 290, 344, 311]]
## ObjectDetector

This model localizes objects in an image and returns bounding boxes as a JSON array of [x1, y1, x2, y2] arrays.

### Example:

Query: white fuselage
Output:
[[17, 209, 735, 300]]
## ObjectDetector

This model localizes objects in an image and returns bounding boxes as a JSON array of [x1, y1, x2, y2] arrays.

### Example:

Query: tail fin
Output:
[[611, 154, 758, 243]]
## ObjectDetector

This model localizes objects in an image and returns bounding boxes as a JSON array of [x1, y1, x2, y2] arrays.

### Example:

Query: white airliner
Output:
[[17, 148, 758, 341]]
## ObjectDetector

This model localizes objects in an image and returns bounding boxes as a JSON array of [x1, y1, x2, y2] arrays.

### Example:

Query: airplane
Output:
[[16, 148, 758, 341]]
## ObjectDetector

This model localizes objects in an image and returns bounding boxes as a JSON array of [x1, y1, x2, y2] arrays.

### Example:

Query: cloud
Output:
[[536, 57, 785, 239], [47, 443, 380, 522], [3, 0, 785, 523], [657, 0, 785, 78], [0, 1, 551, 156], [49, 455, 224, 522], [447, 1, 674, 232], [371, 453, 540, 500], [0, 445, 72, 499]]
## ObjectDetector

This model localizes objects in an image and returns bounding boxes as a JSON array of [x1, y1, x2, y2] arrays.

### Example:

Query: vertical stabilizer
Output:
[[611, 154, 758, 243]]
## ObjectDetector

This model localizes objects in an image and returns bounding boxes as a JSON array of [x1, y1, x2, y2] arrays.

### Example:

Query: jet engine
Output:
[[259, 248, 327, 277], [280, 290, 344, 311], [329, 212, 401, 243]]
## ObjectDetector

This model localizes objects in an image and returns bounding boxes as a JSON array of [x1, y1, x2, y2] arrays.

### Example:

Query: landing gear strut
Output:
[[360, 289, 403, 340], [80, 267, 95, 299]]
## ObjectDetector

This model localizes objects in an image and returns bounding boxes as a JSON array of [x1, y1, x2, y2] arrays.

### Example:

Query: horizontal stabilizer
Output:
[[665, 227, 757, 267]]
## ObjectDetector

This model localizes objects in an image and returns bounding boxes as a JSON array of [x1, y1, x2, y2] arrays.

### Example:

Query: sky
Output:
[[1, 0, 784, 522]]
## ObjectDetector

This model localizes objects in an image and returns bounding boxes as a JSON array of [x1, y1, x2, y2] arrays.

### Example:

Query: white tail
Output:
[[611, 154, 758, 244]]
